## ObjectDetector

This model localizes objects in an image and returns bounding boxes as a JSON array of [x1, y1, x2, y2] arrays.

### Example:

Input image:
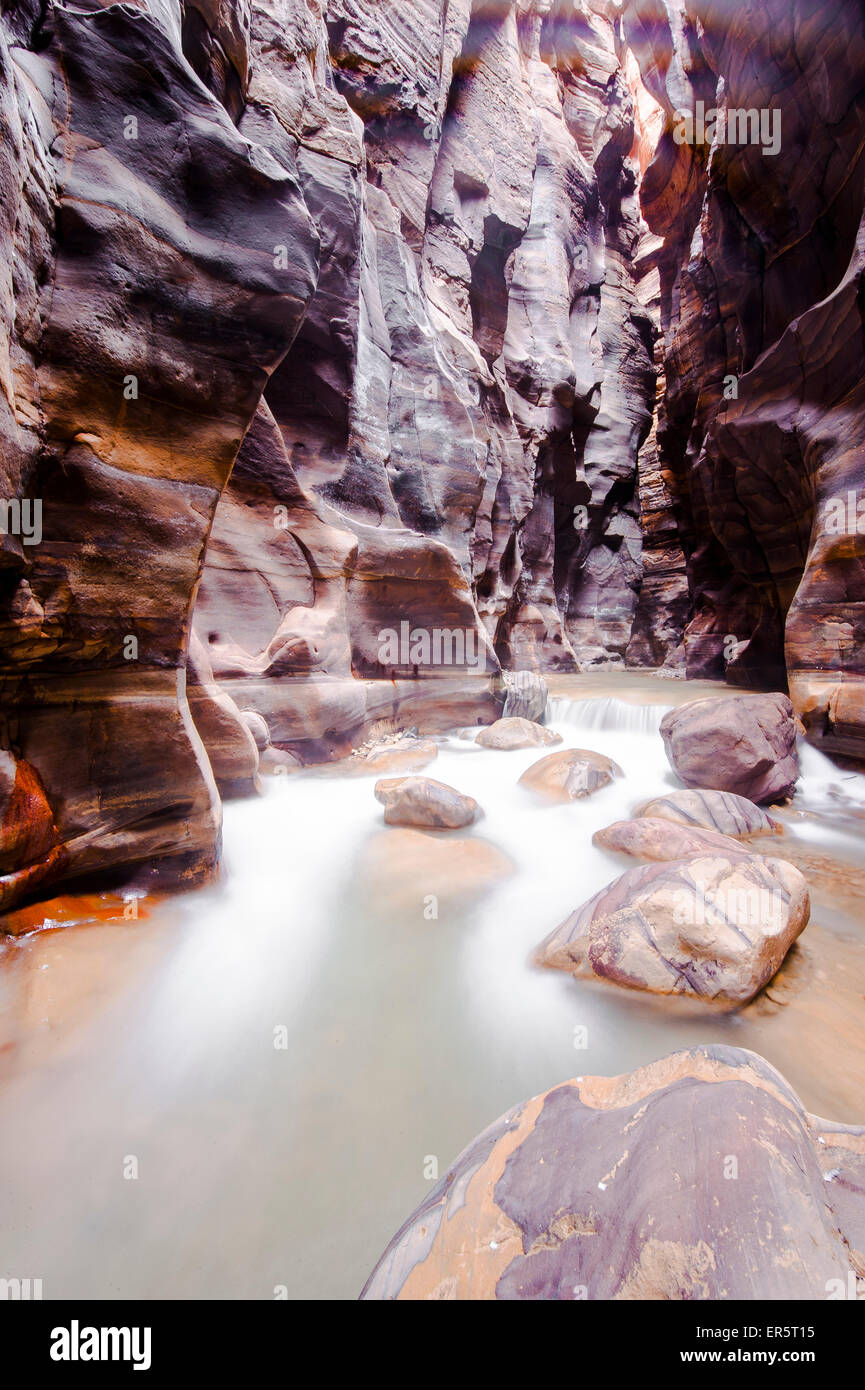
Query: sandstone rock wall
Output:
[[625, 0, 865, 755], [194, 0, 661, 761], [4, 0, 865, 909], [0, 0, 661, 905]]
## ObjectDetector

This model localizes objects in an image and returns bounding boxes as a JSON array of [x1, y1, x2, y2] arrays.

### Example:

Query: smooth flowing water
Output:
[[2, 678, 864, 1299]]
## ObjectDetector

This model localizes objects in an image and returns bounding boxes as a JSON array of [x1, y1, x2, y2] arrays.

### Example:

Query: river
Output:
[[1, 675, 864, 1298]]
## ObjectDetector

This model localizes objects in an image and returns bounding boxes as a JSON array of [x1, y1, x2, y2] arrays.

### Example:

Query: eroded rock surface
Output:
[[476, 717, 561, 751], [518, 747, 622, 802], [636, 788, 782, 840], [625, 0, 865, 757], [660, 694, 800, 804], [374, 776, 478, 830], [3, 0, 865, 910], [537, 854, 809, 1005], [362, 1046, 865, 1300], [593, 816, 749, 863]]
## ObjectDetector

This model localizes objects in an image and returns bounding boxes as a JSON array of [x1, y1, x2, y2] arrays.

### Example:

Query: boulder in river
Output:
[[518, 748, 622, 803], [502, 671, 549, 723], [476, 718, 562, 751], [537, 854, 809, 1005], [361, 1046, 865, 1300], [593, 817, 751, 862], [659, 693, 801, 804], [636, 788, 781, 839], [374, 777, 479, 830]]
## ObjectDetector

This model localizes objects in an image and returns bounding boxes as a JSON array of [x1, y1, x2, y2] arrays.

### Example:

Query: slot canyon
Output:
[[1, 0, 864, 1313]]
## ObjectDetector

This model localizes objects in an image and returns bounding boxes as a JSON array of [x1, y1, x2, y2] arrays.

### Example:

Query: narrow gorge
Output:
[[1, 0, 864, 1313]]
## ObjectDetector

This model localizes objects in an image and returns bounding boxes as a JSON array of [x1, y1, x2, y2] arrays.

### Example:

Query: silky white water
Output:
[[1, 693, 864, 1299]]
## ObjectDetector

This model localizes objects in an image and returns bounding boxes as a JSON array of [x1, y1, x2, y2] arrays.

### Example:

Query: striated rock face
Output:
[[3, 0, 865, 908], [194, 0, 661, 721], [0, 0, 318, 906], [0, 0, 666, 906], [362, 1046, 865, 1299], [536, 853, 810, 1004], [636, 788, 782, 840], [624, 0, 865, 756]]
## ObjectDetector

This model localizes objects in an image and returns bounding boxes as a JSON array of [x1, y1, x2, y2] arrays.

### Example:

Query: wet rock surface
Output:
[[374, 777, 478, 831], [537, 854, 809, 1006], [518, 748, 623, 803], [660, 694, 801, 804], [636, 788, 782, 840], [476, 718, 561, 751], [593, 816, 750, 863], [362, 1046, 865, 1300]]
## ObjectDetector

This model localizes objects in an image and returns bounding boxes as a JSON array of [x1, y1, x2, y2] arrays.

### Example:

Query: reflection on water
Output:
[[1, 678, 864, 1299]]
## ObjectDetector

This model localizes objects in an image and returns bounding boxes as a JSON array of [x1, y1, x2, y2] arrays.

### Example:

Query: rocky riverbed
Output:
[[1, 675, 863, 1299]]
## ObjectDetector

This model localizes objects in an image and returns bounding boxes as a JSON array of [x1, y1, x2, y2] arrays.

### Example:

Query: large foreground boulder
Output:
[[476, 718, 561, 751], [374, 777, 478, 830], [659, 694, 801, 804], [519, 749, 622, 803], [537, 855, 809, 1005], [362, 1046, 865, 1300], [636, 788, 781, 839]]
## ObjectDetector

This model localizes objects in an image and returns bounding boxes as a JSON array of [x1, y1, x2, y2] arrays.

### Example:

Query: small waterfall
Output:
[[547, 696, 672, 735]]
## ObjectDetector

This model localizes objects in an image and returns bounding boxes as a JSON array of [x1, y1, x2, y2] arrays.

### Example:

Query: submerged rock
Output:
[[361, 1046, 865, 1300], [636, 788, 782, 839], [518, 749, 622, 803], [659, 694, 801, 804], [356, 829, 513, 918], [374, 777, 478, 830], [476, 718, 561, 751], [593, 816, 751, 862], [537, 855, 809, 1005]]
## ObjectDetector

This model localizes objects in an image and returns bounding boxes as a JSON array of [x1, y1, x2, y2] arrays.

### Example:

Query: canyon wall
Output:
[[193, 0, 662, 764], [2, 0, 865, 910], [0, 0, 661, 907], [626, 0, 865, 758]]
